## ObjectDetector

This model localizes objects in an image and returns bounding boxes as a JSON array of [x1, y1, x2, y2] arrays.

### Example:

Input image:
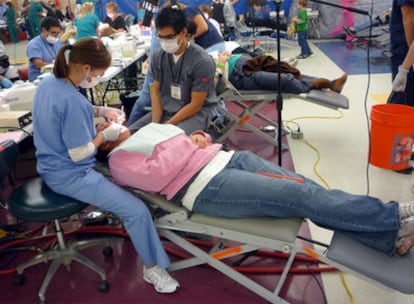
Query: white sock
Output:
[[399, 202, 414, 220]]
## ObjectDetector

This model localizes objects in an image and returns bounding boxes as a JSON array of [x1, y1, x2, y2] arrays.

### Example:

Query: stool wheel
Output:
[[102, 246, 113, 257], [13, 273, 25, 285], [98, 280, 110, 292]]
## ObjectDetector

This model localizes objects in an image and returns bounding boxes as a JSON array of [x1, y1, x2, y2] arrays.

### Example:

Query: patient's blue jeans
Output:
[[229, 55, 315, 94], [192, 151, 400, 255]]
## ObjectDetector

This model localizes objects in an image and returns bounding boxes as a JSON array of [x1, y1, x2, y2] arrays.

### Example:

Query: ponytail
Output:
[[53, 38, 111, 79], [53, 44, 72, 79]]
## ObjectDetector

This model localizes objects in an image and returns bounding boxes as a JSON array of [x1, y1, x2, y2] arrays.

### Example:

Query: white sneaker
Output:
[[143, 265, 180, 293]]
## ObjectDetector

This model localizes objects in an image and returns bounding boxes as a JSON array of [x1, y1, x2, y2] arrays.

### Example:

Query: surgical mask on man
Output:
[[107, 13, 115, 18], [159, 39, 180, 54], [80, 69, 100, 89], [46, 35, 59, 45]]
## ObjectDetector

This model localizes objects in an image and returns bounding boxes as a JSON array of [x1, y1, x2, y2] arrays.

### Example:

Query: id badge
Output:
[[170, 84, 181, 100]]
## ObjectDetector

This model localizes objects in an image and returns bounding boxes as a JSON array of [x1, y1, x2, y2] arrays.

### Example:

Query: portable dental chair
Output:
[[213, 80, 350, 147], [132, 189, 414, 304]]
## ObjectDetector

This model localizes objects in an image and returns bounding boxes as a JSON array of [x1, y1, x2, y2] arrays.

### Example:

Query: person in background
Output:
[[392, 40, 414, 92], [65, 5, 75, 20], [199, 4, 223, 38], [215, 51, 348, 94], [331, 0, 360, 43], [136, 0, 145, 25], [103, 2, 127, 34], [47, 3, 66, 23], [231, 0, 247, 20], [32, 37, 180, 294], [178, 1, 225, 53], [246, 0, 270, 20], [0, 75, 13, 88], [4, 1, 18, 44], [387, 0, 414, 175], [128, 7, 218, 135], [28, 0, 45, 37], [292, 0, 312, 59], [74, 2, 99, 40], [26, 17, 62, 81], [0, 1, 7, 23]]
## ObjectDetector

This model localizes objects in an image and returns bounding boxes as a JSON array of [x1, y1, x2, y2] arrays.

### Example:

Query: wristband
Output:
[[216, 63, 225, 68]]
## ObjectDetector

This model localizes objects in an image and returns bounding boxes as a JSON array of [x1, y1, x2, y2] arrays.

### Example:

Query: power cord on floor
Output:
[[284, 109, 355, 303]]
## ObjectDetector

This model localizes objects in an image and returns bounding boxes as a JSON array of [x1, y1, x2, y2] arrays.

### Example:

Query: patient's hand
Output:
[[190, 134, 209, 148], [218, 51, 231, 65]]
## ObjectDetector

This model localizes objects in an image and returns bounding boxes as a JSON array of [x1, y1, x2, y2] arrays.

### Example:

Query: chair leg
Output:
[[38, 255, 64, 304]]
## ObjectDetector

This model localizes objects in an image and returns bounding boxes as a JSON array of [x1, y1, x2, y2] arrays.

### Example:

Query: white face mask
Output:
[[107, 13, 115, 18], [79, 69, 101, 89], [159, 38, 180, 54], [46, 35, 59, 45]]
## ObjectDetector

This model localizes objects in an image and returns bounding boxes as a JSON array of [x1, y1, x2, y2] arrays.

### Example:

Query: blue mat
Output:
[[314, 40, 391, 75]]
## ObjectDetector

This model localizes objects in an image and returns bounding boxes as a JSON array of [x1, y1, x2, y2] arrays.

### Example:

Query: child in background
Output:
[[292, 0, 312, 59], [331, 0, 359, 42]]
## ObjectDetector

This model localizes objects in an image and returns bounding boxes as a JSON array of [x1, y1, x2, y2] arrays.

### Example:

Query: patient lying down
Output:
[[99, 122, 414, 256]]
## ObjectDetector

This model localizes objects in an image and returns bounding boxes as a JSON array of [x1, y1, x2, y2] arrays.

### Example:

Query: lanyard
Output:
[[168, 50, 186, 84]]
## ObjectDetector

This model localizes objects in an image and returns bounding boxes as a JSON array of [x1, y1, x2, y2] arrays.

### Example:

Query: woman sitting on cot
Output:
[[98, 122, 414, 256]]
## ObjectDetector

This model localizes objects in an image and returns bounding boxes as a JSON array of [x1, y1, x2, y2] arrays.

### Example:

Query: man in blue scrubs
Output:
[[27, 17, 62, 82]]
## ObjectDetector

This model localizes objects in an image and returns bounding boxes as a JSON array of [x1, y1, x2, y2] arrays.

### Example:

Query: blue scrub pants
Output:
[[193, 151, 401, 255], [48, 169, 170, 269]]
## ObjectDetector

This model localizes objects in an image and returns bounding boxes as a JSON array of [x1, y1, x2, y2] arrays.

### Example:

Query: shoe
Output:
[[307, 78, 332, 90], [394, 166, 414, 174], [143, 265, 180, 293], [296, 54, 307, 59], [296, 52, 313, 59], [330, 74, 348, 93], [343, 25, 356, 35]]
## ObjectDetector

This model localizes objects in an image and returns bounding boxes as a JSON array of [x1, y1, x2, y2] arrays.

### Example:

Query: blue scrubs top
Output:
[[74, 13, 100, 40], [26, 35, 62, 81], [183, 6, 223, 49], [33, 74, 96, 186]]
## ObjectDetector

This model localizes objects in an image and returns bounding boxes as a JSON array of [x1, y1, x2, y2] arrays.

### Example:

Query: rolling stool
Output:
[[1, 140, 113, 304]]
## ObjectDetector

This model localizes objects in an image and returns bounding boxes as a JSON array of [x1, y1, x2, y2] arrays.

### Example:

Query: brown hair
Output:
[[106, 2, 118, 12], [53, 38, 112, 79], [199, 5, 212, 18], [299, 0, 308, 6]]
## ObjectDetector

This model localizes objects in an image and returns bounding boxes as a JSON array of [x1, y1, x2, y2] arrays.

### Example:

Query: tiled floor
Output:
[[1, 37, 414, 303]]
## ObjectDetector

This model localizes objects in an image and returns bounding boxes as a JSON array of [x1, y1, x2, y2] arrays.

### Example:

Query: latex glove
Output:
[[392, 66, 410, 92], [100, 123, 123, 142], [95, 106, 126, 124]]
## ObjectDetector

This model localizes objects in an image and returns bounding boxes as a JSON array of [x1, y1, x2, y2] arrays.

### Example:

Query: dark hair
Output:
[[53, 38, 112, 79], [41, 16, 61, 30], [156, 7, 190, 34]]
